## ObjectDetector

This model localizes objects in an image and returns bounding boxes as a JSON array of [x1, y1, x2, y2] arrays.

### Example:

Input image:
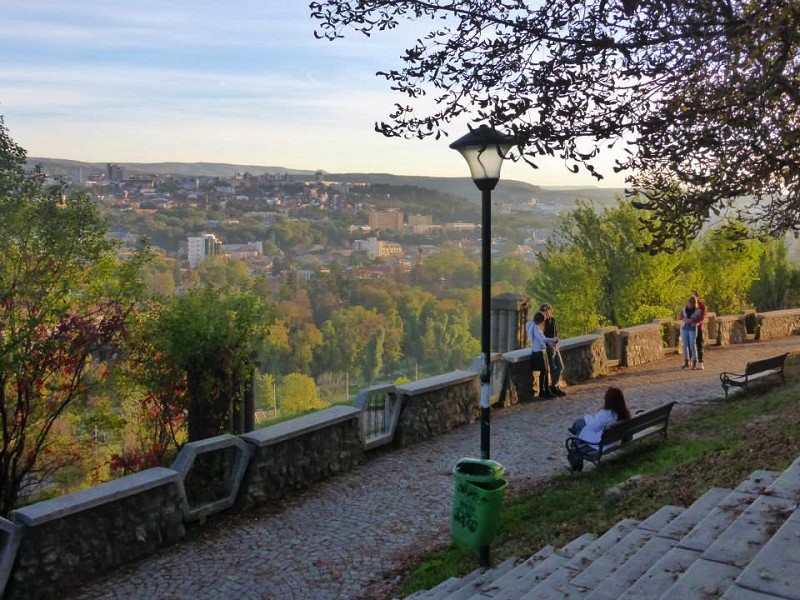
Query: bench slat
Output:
[[720, 353, 788, 398]]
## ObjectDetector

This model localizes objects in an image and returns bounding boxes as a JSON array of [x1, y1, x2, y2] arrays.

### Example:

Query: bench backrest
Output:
[[745, 353, 788, 376], [600, 402, 676, 446]]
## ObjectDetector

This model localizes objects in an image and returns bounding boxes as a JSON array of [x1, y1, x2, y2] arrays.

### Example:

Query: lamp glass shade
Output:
[[449, 125, 515, 189]]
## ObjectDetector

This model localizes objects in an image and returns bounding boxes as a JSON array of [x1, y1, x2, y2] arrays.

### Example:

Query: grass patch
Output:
[[394, 355, 800, 598]]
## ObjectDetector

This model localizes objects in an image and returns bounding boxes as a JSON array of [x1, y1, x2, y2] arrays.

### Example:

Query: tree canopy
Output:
[[311, 0, 800, 249]]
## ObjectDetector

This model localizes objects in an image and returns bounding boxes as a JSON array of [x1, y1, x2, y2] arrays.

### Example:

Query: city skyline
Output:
[[0, 0, 626, 187]]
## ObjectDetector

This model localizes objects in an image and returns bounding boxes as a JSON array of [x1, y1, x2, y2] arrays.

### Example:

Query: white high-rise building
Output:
[[187, 233, 221, 268]]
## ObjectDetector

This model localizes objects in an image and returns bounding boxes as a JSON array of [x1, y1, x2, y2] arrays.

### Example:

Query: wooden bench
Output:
[[565, 402, 676, 472], [719, 353, 788, 398]]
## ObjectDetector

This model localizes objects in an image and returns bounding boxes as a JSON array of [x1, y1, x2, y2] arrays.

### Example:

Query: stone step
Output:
[[440, 557, 520, 600], [584, 535, 677, 600], [734, 469, 782, 495], [721, 583, 794, 600], [562, 519, 640, 574], [763, 455, 800, 502], [675, 490, 759, 553], [460, 546, 555, 599], [616, 546, 701, 599], [566, 526, 655, 593], [657, 487, 732, 541], [474, 534, 596, 600], [513, 525, 636, 600], [636, 505, 685, 533], [702, 493, 796, 569], [728, 503, 800, 599], [659, 557, 741, 599]]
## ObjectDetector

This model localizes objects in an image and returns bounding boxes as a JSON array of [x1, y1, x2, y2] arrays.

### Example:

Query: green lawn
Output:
[[395, 356, 800, 597]]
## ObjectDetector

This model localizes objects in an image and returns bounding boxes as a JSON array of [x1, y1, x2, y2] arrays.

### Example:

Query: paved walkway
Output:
[[69, 337, 800, 600]]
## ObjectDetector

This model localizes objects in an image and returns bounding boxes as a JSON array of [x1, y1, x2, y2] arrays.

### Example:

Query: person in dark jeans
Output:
[[526, 311, 558, 399], [691, 290, 707, 370], [540, 303, 566, 396]]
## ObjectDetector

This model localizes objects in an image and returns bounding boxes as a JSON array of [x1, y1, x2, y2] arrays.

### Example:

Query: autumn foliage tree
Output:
[[311, 0, 800, 249], [0, 121, 142, 515]]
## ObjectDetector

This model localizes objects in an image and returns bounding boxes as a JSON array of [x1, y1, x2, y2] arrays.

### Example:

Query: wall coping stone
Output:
[[11, 467, 179, 526], [0, 516, 22, 596], [758, 308, 800, 318], [502, 348, 531, 363], [559, 334, 603, 349], [717, 314, 746, 322], [592, 326, 620, 334], [620, 322, 662, 334], [396, 371, 477, 396], [240, 405, 361, 448]]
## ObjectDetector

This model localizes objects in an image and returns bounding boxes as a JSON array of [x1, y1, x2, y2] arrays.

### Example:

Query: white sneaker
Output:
[[698, 362, 705, 370]]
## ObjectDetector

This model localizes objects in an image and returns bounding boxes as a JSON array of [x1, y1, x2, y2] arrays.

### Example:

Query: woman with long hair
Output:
[[567, 387, 631, 471]]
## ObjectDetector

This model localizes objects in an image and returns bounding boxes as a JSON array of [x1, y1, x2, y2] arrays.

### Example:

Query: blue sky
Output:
[[0, 0, 625, 187]]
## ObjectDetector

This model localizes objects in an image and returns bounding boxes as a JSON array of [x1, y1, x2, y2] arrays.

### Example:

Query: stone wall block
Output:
[[240, 406, 364, 506], [756, 309, 800, 341], [8, 468, 184, 600], [621, 323, 664, 367], [393, 373, 480, 447]]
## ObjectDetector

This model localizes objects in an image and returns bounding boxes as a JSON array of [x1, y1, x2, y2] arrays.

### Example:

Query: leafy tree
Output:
[[317, 306, 403, 379], [311, 1, 800, 249], [695, 222, 763, 314], [148, 286, 268, 441], [530, 201, 686, 335], [419, 302, 481, 372], [748, 237, 800, 311], [0, 121, 142, 515], [277, 373, 327, 415]]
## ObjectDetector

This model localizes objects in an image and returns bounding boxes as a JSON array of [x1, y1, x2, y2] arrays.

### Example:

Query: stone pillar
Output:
[[490, 293, 530, 352]]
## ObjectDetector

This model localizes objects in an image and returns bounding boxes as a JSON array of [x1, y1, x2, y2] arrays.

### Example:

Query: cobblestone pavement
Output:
[[68, 338, 800, 600]]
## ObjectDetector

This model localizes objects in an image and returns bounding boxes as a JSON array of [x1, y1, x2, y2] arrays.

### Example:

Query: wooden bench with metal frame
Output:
[[565, 402, 676, 472], [719, 353, 788, 398]]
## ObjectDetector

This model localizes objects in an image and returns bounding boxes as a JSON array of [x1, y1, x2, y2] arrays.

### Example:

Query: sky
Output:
[[0, 0, 626, 187]]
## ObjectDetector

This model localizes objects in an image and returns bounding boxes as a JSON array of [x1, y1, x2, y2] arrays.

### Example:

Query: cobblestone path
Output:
[[68, 337, 800, 600]]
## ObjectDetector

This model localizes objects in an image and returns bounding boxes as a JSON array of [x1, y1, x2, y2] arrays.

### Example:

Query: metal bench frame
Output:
[[719, 353, 788, 398], [565, 402, 676, 471]]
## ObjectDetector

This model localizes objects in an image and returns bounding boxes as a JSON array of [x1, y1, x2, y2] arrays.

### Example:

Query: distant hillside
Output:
[[27, 158, 317, 178], [26, 158, 623, 207], [322, 172, 623, 207]]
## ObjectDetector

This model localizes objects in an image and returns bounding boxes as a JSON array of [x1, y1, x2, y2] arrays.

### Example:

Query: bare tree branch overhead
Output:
[[310, 0, 800, 250]]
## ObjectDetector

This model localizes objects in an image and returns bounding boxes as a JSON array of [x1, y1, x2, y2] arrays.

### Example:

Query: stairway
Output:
[[405, 456, 800, 599]]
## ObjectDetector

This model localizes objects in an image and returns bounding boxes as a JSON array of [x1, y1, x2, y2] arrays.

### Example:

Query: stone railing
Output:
[[756, 308, 800, 340], [2, 307, 798, 599]]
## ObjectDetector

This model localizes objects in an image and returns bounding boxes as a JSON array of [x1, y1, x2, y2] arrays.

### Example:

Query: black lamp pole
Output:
[[450, 125, 515, 461]]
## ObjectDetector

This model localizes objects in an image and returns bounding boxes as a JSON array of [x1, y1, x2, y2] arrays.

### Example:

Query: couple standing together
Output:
[[681, 290, 707, 370], [526, 303, 566, 398]]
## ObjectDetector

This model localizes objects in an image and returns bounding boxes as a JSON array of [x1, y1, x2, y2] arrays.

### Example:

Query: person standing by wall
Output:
[[681, 296, 701, 369], [526, 311, 558, 399], [540, 303, 566, 396], [691, 290, 707, 370]]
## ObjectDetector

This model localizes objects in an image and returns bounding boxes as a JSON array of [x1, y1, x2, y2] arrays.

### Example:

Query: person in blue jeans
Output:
[[681, 295, 701, 369], [540, 303, 566, 396]]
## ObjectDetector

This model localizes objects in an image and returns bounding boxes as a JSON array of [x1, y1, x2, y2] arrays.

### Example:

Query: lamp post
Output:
[[450, 125, 515, 461]]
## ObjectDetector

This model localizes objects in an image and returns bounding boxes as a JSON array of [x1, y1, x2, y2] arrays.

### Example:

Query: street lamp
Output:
[[450, 125, 515, 461]]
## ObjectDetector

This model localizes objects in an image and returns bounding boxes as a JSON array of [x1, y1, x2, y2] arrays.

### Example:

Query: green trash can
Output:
[[451, 458, 508, 548]]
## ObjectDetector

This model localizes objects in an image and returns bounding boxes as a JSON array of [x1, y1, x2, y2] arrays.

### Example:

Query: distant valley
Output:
[[28, 157, 625, 209]]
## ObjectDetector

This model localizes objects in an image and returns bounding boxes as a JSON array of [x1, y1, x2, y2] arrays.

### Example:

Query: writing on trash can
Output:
[[453, 480, 490, 533]]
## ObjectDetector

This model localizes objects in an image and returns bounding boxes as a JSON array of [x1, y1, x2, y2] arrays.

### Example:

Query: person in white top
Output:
[[526, 311, 558, 399], [567, 386, 632, 471]]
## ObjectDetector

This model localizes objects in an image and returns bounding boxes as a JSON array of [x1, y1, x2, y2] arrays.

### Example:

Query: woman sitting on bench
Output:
[[567, 386, 631, 470]]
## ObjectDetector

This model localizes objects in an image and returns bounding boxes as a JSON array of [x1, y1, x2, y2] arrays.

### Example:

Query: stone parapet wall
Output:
[[240, 406, 364, 505], [756, 308, 800, 341], [393, 371, 479, 447], [5, 304, 800, 599], [621, 323, 665, 366], [717, 314, 748, 346], [8, 468, 185, 600], [560, 335, 608, 384]]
